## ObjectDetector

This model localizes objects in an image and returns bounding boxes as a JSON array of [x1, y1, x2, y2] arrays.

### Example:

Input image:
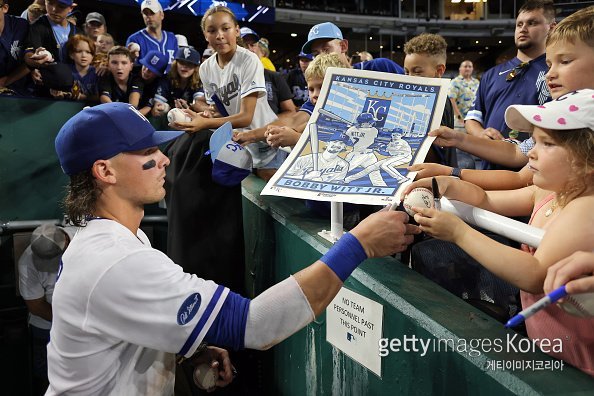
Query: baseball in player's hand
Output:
[[349, 210, 420, 257], [188, 346, 235, 392], [408, 163, 452, 180]]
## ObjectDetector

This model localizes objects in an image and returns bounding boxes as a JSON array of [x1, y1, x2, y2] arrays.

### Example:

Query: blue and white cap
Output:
[[240, 27, 259, 41], [302, 22, 343, 54], [209, 122, 253, 187]]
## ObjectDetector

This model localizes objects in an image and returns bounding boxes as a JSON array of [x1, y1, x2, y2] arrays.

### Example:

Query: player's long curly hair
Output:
[[546, 127, 594, 207], [62, 170, 101, 227]]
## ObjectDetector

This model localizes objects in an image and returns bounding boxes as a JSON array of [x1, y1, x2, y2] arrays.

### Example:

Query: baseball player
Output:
[[286, 131, 350, 182], [343, 112, 381, 172], [47, 103, 419, 395], [345, 131, 412, 186]]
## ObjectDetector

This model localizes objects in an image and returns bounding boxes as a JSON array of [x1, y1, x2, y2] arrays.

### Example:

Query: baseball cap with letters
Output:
[[175, 47, 200, 66], [141, 0, 162, 13], [139, 50, 168, 76], [302, 22, 343, 54], [505, 89, 594, 132], [55, 103, 183, 175], [209, 122, 252, 187]]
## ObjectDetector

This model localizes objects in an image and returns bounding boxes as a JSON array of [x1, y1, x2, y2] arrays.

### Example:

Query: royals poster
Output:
[[262, 67, 450, 205]]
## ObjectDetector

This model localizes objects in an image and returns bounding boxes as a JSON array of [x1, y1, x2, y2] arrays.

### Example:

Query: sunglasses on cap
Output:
[[506, 61, 529, 82]]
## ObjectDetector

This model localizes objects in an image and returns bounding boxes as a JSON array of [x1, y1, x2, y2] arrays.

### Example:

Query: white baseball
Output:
[[128, 42, 140, 53], [193, 363, 218, 390], [167, 108, 192, 124], [37, 49, 53, 62], [403, 187, 434, 216]]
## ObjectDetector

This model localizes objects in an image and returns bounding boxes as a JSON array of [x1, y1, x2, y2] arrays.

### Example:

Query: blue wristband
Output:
[[320, 233, 368, 281]]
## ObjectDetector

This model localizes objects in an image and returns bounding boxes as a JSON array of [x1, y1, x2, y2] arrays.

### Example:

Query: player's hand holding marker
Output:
[[401, 176, 466, 242]]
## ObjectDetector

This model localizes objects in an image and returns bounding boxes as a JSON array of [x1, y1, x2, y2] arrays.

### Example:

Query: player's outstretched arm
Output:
[[241, 210, 420, 350]]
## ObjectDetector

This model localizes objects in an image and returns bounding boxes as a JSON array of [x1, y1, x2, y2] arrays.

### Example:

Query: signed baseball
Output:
[[167, 108, 192, 124], [193, 363, 218, 390], [403, 187, 434, 216], [37, 49, 53, 62]]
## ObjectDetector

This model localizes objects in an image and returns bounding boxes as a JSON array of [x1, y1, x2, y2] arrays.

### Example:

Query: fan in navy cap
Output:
[[175, 46, 200, 66]]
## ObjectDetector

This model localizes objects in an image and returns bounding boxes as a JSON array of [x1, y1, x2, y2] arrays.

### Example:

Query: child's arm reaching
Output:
[[409, 186, 594, 294], [402, 176, 535, 217]]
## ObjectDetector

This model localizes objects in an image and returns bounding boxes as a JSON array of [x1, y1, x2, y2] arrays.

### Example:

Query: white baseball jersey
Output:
[[46, 219, 229, 395], [18, 247, 58, 330], [200, 46, 278, 168], [345, 125, 379, 153]]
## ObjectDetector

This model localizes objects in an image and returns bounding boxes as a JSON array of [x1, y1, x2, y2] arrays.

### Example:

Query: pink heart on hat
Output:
[[569, 105, 579, 112], [533, 115, 542, 122], [557, 118, 566, 125], [537, 105, 546, 109]]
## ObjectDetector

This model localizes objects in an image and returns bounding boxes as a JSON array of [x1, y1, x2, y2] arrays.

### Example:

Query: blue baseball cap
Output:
[[297, 52, 314, 61], [175, 46, 200, 66], [240, 27, 259, 41], [209, 122, 252, 186], [59, 0, 74, 6], [55, 103, 183, 175], [139, 50, 168, 77], [302, 22, 343, 54]]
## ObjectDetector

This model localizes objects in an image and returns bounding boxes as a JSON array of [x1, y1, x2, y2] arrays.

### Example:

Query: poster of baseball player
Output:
[[262, 67, 450, 205]]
